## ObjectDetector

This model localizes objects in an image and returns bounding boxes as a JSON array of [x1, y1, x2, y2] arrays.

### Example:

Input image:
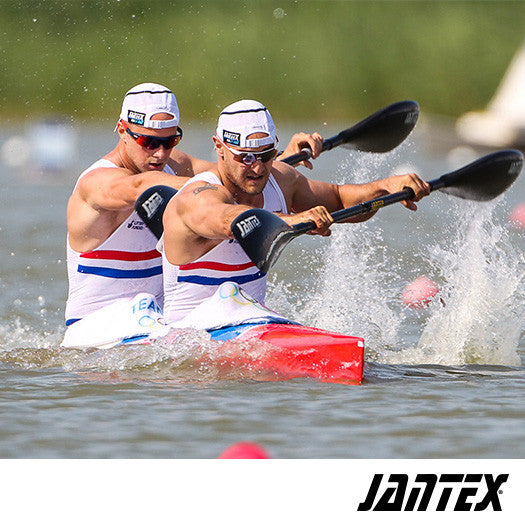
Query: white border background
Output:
[[1, 459, 522, 524]]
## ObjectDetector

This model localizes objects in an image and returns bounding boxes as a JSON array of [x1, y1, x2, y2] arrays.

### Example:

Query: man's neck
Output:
[[215, 167, 264, 207], [104, 143, 141, 174]]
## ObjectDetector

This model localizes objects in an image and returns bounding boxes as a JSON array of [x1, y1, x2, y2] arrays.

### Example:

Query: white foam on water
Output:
[[393, 198, 524, 366], [0, 317, 62, 353], [2, 144, 521, 373], [0, 320, 284, 383]]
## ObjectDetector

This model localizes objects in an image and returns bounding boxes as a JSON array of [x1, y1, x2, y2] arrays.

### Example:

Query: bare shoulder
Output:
[[164, 178, 232, 239], [272, 159, 340, 213], [177, 177, 231, 203], [169, 149, 215, 177], [67, 164, 133, 251], [270, 160, 305, 193], [74, 164, 132, 199]]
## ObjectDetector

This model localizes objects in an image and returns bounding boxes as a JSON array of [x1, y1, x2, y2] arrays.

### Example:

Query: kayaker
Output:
[[160, 99, 431, 324], [64, 83, 324, 327]]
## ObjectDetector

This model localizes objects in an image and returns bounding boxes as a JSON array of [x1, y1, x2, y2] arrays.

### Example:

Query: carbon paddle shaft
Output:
[[290, 189, 415, 235], [282, 133, 350, 166]]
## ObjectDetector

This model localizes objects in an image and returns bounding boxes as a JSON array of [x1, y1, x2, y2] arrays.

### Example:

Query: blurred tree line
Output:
[[1, 0, 524, 124]]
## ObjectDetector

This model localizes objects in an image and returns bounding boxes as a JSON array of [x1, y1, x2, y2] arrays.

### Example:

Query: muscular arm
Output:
[[163, 179, 257, 265], [77, 166, 188, 212], [67, 166, 188, 252], [163, 175, 336, 267], [273, 162, 430, 223], [171, 181, 253, 239]]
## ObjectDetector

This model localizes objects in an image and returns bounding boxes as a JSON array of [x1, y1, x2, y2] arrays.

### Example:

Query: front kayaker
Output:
[[160, 99, 430, 324]]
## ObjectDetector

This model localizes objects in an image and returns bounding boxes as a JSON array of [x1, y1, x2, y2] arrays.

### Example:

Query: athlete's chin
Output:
[[242, 179, 267, 194], [243, 186, 264, 195]]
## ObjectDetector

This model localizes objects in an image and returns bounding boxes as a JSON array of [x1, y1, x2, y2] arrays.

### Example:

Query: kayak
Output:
[[207, 322, 364, 384], [61, 282, 364, 385]]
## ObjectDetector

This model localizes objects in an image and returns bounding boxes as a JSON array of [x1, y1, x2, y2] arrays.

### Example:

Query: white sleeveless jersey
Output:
[[65, 159, 176, 324], [162, 171, 288, 323]]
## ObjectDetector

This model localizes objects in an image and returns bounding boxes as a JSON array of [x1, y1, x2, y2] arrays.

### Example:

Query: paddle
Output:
[[280, 100, 420, 166], [134, 185, 178, 239], [232, 149, 524, 273]]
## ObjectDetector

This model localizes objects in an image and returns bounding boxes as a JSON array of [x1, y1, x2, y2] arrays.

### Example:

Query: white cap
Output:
[[118, 83, 180, 129], [216, 100, 277, 148]]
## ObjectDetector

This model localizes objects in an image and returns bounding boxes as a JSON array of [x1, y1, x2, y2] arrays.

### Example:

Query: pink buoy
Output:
[[509, 203, 525, 229], [402, 275, 440, 308], [218, 441, 271, 459]]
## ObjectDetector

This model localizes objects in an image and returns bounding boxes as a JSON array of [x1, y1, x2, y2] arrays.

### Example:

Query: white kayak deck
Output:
[[61, 282, 293, 349]]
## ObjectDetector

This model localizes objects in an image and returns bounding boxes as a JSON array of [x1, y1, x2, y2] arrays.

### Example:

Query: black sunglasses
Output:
[[124, 123, 183, 150]]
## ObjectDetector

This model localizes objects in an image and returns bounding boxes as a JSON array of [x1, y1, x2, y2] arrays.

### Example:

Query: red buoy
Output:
[[509, 203, 525, 229], [218, 442, 271, 459], [402, 275, 440, 308]]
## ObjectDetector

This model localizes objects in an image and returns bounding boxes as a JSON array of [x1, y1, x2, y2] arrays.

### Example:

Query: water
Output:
[[0, 122, 524, 458]]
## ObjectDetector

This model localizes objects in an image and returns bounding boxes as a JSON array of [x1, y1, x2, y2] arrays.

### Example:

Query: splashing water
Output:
[[1, 145, 521, 376], [403, 199, 524, 366], [297, 151, 409, 349], [302, 225, 402, 349], [305, 192, 523, 367], [0, 324, 286, 383], [271, 149, 523, 368]]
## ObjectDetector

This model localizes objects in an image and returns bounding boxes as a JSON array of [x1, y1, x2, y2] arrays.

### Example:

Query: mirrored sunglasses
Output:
[[123, 123, 183, 150], [220, 139, 277, 165]]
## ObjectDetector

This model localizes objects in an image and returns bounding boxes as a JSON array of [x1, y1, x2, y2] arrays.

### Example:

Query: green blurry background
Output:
[[1, 0, 524, 125]]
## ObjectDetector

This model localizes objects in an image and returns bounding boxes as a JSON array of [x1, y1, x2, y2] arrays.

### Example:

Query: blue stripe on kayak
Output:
[[208, 323, 266, 341], [178, 271, 266, 286], [77, 265, 162, 279], [208, 318, 299, 342], [65, 318, 80, 326]]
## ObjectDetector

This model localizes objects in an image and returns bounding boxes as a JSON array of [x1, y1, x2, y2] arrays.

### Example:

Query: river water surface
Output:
[[0, 121, 524, 458]]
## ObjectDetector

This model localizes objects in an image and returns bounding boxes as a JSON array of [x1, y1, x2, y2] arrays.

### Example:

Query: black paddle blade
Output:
[[231, 209, 295, 273], [280, 100, 420, 166], [337, 100, 419, 153], [435, 149, 523, 201], [134, 185, 178, 239]]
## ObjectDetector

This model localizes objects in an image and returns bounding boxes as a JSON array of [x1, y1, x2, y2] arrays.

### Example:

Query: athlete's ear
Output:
[[212, 136, 224, 159], [116, 119, 127, 139]]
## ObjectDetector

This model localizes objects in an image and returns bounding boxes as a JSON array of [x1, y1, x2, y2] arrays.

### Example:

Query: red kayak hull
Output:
[[204, 323, 364, 385]]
